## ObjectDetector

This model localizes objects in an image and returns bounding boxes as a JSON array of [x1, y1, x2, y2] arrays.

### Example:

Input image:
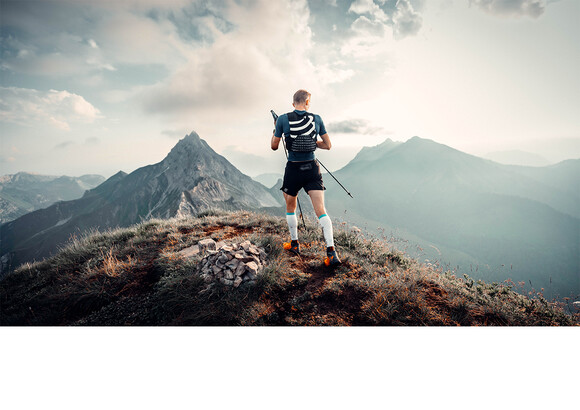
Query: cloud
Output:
[[139, 0, 340, 120], [54, 141, 75, 149], [348, 0, 388, 21], [53, 137, 99, 150], [161, 129, 191, 139], [352, 15, 387, 37], [0, 0, 187, 78], [327, 118, 389, 135], [0, 146, 19, 164], [392, 0, 423, 39], [469, 0, 547, 18], [341, 0, 423, 60], [0, 87, 102, 130], [95, 10, 185, 67]]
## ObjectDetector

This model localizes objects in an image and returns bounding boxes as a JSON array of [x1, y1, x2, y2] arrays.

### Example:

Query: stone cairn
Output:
[[197, 238, 267, 288]]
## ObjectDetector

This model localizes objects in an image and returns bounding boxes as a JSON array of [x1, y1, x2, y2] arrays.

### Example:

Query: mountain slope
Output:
[[0, 211, 575, 326], [325, 137, 579, 297], [0, 132, 280, 277], [0, 172, 105, 223]]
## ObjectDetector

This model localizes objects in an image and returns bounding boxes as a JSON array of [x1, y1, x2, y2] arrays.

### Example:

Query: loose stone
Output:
[[196, 240, 267, 290]]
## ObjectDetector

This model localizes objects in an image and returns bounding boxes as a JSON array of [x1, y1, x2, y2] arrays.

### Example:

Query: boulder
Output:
[[198, 238, 217, 253]]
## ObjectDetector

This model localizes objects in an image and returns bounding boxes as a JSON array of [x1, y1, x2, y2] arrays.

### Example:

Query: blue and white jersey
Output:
[[274, 110, 327, 162]]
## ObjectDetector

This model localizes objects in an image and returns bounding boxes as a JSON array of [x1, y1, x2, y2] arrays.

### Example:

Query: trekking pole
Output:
[[316, 159, 353, 199], [271, 110, 306, 229]]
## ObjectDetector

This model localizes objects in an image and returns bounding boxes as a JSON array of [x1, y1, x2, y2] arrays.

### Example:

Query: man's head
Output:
[[292, 89, 311, 110]]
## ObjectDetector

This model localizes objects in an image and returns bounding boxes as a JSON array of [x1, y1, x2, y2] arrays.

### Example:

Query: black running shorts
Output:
[[280, 160, 325, 197]]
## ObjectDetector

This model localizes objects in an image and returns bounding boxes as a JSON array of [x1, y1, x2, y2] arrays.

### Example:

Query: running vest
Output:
[[284, 111, 317, 153]]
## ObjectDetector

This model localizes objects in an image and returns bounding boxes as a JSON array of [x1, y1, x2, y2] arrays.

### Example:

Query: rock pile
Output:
[[197, 239, 267, 288]]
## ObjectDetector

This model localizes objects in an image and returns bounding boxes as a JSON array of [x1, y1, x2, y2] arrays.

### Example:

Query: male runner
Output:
[[271, 89, 341, 266]]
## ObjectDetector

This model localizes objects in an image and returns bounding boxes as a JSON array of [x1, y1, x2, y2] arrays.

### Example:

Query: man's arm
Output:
[[271, 113, 284, 150], [271, 134, 281, 151], [317, 133, 332, 150]]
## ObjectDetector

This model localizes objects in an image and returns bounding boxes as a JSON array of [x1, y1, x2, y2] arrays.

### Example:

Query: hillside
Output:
[[326, 137, 579, 298], [0, 132, 280, 278], [1, 210, 576, 326], [0, 172, 105, 224]]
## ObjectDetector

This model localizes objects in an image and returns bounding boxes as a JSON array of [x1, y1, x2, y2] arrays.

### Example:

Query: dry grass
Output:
[[0, 210, 577, 326]]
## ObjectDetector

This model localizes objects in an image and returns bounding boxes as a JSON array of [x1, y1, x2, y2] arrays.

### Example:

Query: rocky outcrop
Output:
[[194, 239, 267, 288]]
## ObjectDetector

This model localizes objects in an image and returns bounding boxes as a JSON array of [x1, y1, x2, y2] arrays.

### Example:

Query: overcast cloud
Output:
[[0, 87, 101, 130], [469, 0, 547, 17], [327, 119, 388, 135], [0, 0, 578, 177]]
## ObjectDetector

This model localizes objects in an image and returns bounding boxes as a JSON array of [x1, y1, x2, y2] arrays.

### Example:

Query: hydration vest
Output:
[[284, 111, 317, 152]]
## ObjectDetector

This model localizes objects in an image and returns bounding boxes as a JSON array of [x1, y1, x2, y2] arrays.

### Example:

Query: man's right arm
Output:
[[271, 114, 284, 151], [271, 134, 281, 150]]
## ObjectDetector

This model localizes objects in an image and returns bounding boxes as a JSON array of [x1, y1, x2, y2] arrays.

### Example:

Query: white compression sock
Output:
[[318, 213, 334, 248], [286, 212, 298, 241]]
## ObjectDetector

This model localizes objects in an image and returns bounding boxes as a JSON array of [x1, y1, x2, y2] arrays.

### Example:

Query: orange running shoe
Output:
[[324, 246, 341, 267], [283, 240, 300, 255]]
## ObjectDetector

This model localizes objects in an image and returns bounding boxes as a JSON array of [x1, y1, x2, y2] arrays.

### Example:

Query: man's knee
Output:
[[284, 193, 298, 212], [308, 190, 326, 216]]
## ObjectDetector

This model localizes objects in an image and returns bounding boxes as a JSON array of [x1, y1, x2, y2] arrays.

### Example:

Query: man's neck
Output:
[[294, 105, 307, 111]]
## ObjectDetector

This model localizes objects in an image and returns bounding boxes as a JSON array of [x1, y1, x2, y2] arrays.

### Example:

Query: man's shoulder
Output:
[[311, 113, 323, 123]]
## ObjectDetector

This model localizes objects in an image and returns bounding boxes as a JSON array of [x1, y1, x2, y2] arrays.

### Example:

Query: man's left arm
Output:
[[316, 115, 331, 150], [317, 134, 331, 150]]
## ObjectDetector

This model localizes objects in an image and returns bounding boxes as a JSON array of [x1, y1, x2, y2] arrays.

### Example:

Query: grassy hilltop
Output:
[[1, 210, 577, 326]]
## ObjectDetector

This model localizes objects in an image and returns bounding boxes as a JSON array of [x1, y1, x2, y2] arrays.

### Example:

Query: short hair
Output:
[[293, 89, 311, 105]]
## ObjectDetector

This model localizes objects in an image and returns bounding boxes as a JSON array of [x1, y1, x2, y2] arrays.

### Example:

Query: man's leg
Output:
[[308, 190, 334, 248], [284, 193, 298, 241], [308, 190, 340, 265]]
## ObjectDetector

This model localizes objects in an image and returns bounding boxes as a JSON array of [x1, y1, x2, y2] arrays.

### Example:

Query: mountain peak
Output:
[[349, 138, 402, 164], [164, 131, 211, 163], [175, 131, 205, 148], [183, 131, 202, 143]]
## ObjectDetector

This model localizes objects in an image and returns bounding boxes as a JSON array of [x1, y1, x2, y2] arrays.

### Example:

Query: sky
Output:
[[1, 0, 579, 178]]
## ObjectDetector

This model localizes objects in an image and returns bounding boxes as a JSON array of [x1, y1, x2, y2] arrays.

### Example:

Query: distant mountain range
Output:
[[483, 150, 551, 167], [0, 132, 280, 277], [325, 137, 579, 297], [0, 173, 105, 224], [253, 173, 283, 189], [1, 133, 578, 299]]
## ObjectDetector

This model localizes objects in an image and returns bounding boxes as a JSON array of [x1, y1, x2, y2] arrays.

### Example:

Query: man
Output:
[[271, 89, 341, 266]]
